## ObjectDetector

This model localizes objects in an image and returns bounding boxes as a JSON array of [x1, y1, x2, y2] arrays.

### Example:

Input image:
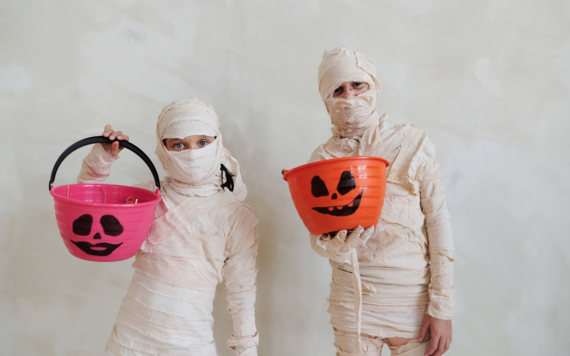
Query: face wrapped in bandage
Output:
[[318, 47, 382, 138], [155, 98, 247, 200]]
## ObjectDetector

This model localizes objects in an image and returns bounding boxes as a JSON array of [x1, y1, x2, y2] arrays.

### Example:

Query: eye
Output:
[[353, 82, 362, 87], [174, 142, 185, 149], [311, 176, 329, 197], [337, 171, 356, 195], [198, 140, 209, 147], [72, 214, 93, 236], [100, 215, 124, 236], [333, 86, 344, 97]]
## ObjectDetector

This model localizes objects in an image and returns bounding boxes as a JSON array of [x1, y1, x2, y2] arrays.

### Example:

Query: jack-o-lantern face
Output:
[[310, 171, 364, 216], [283, 156, 388, 235], [70, 214, 124, 256]]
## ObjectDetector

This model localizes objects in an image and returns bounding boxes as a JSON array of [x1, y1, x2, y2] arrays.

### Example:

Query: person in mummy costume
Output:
[[77, 98, 259, 356], [308, 47, 455, 356]]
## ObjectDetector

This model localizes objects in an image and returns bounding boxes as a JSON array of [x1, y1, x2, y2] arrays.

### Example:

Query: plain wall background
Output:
[[1, 0, 569, 355]]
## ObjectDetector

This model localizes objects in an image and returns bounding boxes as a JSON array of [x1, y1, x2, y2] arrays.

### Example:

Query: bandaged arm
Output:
[[77, 144, 118, 184], [418, 139, 455, 320], [223, 208, 260, 356]]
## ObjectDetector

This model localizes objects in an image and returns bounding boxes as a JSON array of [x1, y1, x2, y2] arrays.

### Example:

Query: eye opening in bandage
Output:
[[162, 136, 218, 149]]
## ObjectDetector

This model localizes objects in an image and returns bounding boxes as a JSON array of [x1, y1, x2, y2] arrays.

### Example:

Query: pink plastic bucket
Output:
[[49, 136, 161, 262]]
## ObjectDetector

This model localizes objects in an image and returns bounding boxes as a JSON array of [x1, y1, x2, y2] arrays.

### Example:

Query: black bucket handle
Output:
[[49, 136, 160, 191]]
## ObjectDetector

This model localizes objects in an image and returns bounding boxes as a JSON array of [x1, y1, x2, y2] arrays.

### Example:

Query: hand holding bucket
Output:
[[49, 136, 162, 262]]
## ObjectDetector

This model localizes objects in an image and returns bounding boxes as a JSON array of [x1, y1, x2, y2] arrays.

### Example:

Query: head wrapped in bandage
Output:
[[318, 47, 382, 137], [155, 98, 247, 200]]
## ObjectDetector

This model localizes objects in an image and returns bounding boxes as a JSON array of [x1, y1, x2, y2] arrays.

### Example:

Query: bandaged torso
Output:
[[116, 181, 260, 354], [309, 120, 455, 334], [135, 182, 257, 294]]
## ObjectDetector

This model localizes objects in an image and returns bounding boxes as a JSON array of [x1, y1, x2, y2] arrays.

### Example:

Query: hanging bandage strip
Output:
[[351, 249, 363, 356]]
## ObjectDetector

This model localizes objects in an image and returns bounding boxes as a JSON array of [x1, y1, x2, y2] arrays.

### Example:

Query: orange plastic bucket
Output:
[[282, 156, 389, 235]]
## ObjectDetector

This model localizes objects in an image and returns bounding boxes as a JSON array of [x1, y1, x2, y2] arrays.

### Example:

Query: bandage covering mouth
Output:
[[319, 47, 382, 138], [155, 98, 247, 200]]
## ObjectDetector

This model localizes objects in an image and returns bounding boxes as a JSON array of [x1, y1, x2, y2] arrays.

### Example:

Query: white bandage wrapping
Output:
[[309, 48, 455, 354], [78, 98, 258, 355]]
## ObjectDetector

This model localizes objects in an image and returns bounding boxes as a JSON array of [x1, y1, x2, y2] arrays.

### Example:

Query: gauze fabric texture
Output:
[[310, 47, 455, 356], [318, 47, 382, 140], [334, 329, 431, 356], [163, 119, 218, 139], [77, 98, 259, 356], [155, 98, 247, 201]]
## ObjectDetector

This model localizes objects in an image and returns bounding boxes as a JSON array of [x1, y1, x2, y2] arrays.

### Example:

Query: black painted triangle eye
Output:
[[72, 214, 93, 236], [311, 176, 329, 197], [100, 215, 124, 236], [337, 171, 356, 195]]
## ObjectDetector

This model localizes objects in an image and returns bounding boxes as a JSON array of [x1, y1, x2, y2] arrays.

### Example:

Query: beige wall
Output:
[[1, 0, 569, 355]]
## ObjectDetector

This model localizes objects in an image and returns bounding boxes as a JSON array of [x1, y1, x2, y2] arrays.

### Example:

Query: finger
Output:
[[359, 226, 375, 244], [103, 124, 112, 135], [113, 131, 128, 148], [433, 337, 447, 356], [111, 141, 121, 156], [418, 318, 429, 342], [424, 335, 439, 356], [336, 230, 347, 242], [352, 225, 364, 237], [345, 226, 365, 248]]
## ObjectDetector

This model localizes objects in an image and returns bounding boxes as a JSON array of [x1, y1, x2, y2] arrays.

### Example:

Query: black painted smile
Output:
[[70, 240, 123, 256], [312, 189, 364, 217]]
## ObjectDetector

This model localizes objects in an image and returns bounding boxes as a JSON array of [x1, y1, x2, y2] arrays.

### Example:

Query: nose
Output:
[[340, 86, 356, 98]]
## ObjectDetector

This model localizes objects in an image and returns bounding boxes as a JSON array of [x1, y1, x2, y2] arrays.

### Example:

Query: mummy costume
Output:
[[309, 47, 455, 356], [78, 98, 259, 356]]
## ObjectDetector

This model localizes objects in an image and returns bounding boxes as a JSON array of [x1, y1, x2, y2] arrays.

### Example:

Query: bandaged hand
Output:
[[101, 124, 130, 157], [312, 226, 374, 264]]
